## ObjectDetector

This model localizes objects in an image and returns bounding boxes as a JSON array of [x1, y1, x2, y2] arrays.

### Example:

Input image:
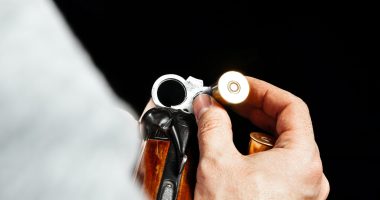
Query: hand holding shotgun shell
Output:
[[137, 72, 329, 200], [192, 76, 329, 200]]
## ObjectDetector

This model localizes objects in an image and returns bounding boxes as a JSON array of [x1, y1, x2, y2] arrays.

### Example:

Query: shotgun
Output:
[[135, 71, 274, 200]]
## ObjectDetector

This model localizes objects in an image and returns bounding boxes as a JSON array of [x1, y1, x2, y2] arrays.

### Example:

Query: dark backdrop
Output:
[[52, 1, 375, 199]]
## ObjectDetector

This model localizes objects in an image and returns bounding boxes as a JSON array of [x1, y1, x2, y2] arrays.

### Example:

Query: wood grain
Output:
[[137, 139, 171, 199], [177, 143, 198, 200]]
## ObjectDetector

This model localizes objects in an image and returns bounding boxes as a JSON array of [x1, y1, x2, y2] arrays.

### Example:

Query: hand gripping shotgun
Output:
[[135, 71, 275, 200]]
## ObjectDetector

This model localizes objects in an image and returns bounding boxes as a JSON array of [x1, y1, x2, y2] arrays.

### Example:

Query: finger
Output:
[[193, 94, 239, 157], [247, 108, 276, 133], [232, 77, 314, 149], [317, 174, 330, 200]]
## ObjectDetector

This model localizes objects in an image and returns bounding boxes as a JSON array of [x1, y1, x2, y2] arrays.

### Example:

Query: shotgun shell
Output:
[[211, 71, 250, 105], [248, 132, 274, 154]]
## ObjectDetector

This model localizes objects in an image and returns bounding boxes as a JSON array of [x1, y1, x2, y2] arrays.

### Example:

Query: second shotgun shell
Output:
[[248, 132, 274, 154], [211, 71, 250, 104]]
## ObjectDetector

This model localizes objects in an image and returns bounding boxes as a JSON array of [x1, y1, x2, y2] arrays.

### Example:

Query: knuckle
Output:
[[293, 96, 310, 112], [196, 163, 208, 182], [322, 175, 330, 197], [296, 145, 324, 179], [310, 160, 323, 179], [304, 155, 324, 182], [286, 91, 309, 110], [197, 158, 223, 182], [199, 118, 221, 133], [303, 146, 324, 178], [198, 108, 232, 138]]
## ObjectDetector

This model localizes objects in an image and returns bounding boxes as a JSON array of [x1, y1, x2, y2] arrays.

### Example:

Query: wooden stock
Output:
[[136, 140, 171, 199], [136, 139, 198, 200], [137, 132, 273, 200]]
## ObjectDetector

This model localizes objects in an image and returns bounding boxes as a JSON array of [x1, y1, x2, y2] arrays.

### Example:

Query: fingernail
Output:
[[193, 94, 212, 121]]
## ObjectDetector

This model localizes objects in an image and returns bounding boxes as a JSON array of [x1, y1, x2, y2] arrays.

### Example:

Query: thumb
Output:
[[193, 94, 238, 157]]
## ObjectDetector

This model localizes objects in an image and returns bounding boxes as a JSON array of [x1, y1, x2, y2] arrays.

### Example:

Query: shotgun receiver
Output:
[[135, 71, 274, 200]]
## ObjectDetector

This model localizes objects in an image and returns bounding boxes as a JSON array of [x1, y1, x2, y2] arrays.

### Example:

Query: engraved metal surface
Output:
[[161, 182, 174, 200]]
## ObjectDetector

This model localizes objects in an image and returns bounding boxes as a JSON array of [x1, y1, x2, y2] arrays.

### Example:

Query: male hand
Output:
[[193, 77, 329, 200]]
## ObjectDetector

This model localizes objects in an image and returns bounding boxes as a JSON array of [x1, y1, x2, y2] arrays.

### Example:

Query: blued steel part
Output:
[[140, 108, 173, 140], [160, 181, 175, 200], [157, 143, 181, 200], [156, 109, 196, 200]]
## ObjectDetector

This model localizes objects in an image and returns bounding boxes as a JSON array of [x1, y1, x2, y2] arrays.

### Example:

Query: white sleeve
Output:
[[0, 0, 145, 199]]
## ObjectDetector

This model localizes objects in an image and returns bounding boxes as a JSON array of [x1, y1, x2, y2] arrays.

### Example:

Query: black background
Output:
[[53, 1, 375, 199]]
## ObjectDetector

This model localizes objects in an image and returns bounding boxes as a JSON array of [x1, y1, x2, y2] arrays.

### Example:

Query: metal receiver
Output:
[[151, 71, 250, 113]]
